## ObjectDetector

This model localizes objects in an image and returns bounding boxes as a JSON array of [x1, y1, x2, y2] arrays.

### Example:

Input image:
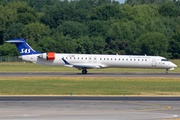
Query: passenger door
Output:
[[152, 58, 156, 67]]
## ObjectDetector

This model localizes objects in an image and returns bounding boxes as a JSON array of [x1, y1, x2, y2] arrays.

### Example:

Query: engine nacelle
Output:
[[39, 52, 56, 60]]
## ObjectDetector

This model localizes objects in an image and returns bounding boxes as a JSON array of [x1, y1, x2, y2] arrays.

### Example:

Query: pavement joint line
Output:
[[1, 95, 180, 97], [83, 100, 172, 111]]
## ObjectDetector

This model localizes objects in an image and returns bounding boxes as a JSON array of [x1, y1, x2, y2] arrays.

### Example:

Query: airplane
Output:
[[6, 38, 177, 74]]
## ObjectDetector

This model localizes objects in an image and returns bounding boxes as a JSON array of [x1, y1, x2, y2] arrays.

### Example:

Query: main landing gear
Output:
[[165, 69, 168, 75], [82, 69, 87, 74]]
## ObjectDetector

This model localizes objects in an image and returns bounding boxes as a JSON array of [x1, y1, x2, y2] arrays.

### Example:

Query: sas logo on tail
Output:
[[20, 49, 31, 53]]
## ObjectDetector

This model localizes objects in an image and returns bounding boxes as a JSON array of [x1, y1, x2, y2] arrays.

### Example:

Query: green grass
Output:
[[0, 77, 180, 95], [0, 59, 179, 73]]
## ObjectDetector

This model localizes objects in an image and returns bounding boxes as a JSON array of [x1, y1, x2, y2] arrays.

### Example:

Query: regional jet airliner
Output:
[[6, 39, 177, 74]]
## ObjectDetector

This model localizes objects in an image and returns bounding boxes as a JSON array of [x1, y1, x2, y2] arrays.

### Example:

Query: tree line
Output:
[[0, 0, 180, 59]]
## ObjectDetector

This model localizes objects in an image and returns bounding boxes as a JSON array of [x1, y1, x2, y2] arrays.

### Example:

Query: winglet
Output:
[[62, 58, 70, 65]]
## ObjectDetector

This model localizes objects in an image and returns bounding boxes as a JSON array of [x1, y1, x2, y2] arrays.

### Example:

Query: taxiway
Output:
[[0, 96, 180, 120]]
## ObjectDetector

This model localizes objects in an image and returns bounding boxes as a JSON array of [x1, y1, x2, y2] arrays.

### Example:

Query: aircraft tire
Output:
[[165, 69, 168, 75], [82, 69, 87, 74]]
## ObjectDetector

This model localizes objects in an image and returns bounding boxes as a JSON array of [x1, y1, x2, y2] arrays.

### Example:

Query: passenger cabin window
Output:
[[70, 57, 72, 59], [78, 57, 79, 59], [100, 58, 102, 60], [145, 59, 147, 61], [111, 58, 113, 60], [115, 58, 116, 60], [89, 58, 91, 60], [82, 57, 83, 60], [122, 59, 124, 61], [142, 59, 144, 61], [107, 58, 109, 60], [134, 59, 136, 61], [138, 59, 140, 61], [94, 58, 96, 60], [85, 57, 87, 60], [119, 58, 120, 61], [126, 59, 128, 61], [130, 59, 132, 61], [66, 57, 68, 59], [104, 58, 106, 60], [74, 57, 75, 59]]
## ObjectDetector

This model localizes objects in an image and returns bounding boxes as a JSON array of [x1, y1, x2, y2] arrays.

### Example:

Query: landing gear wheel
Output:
[[165, 69, 168, 75], [82, 69, 87, 74]]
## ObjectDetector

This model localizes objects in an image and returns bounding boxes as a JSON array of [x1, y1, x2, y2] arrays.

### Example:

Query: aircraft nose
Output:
[[171, 63, 177, 68]]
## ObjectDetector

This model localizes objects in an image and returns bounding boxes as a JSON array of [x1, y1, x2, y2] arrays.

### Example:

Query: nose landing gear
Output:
[[82, 69, 87, 74], [165, 69, 168, 75]]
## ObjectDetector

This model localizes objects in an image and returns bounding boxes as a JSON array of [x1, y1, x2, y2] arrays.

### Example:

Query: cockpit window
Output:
[[161, 59, 169, 61]]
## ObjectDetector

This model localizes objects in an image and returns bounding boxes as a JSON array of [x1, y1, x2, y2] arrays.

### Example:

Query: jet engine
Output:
[[39, 52, 56, 60]]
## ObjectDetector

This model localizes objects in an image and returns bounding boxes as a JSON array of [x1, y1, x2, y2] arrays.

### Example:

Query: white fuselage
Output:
[[20, 53, 177, 70]]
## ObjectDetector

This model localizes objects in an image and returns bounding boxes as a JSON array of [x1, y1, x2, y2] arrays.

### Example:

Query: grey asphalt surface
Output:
[[0, 96, 180, 120], [0, 72, 180, 77]]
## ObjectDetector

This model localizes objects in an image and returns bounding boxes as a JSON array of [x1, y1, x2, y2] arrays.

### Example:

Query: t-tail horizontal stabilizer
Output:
[[6, 39, 41, 55]]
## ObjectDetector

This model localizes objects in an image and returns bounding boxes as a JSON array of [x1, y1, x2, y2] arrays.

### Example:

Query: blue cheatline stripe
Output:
[[62, 58, 70, 65]]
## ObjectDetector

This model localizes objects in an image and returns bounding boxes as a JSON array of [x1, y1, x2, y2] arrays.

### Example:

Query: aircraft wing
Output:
[[62, 58, 101, 69], [73, 64, 100, 69]]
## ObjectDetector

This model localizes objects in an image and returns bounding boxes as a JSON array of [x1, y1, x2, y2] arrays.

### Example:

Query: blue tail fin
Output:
[[6, 38, 41, 55]]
